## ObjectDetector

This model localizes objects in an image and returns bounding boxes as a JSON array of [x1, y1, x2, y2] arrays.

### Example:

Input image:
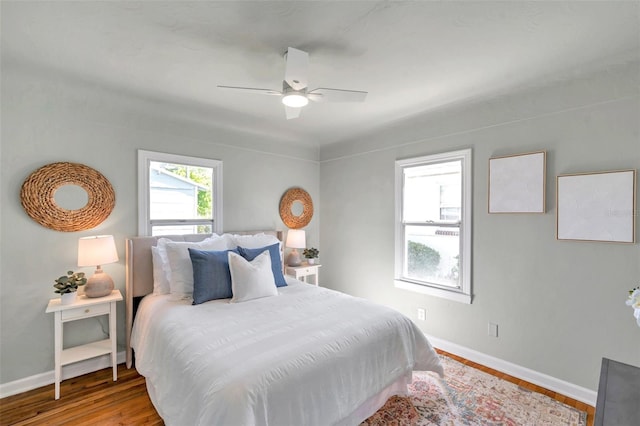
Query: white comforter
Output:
[[131, 279, 443, 426]]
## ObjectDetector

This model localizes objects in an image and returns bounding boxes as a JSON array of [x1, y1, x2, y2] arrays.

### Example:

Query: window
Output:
[[138, 150, 223, 236], [395, 149, 472, 303]]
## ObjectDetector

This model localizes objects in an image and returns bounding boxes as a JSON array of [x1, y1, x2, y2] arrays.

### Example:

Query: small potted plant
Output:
[[302, 247, 319, 265], [54, 270, 87, 305]]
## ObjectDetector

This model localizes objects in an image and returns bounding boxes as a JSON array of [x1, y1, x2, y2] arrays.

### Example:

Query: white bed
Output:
[[126, 231, 443, 426]]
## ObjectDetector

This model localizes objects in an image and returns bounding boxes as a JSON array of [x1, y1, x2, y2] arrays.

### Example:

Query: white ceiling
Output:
[[2, 1, 639, 147]]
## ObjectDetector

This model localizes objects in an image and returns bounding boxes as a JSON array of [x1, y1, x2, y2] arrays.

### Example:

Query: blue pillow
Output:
[[237, 243, 287, 288], [189, 248, 239, 305]]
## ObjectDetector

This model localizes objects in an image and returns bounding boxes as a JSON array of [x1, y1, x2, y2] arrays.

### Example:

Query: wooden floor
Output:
[[0, 365, 162, 426], [0, 352, 595, 426]]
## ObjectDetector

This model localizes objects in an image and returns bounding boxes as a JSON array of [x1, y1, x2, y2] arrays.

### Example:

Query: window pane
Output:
[[405, 225, 460, 287], [149, 161, 213, 220], [403, 160, 461, 223], [152, 224, 212, 236], [395, 149, 471, 303]]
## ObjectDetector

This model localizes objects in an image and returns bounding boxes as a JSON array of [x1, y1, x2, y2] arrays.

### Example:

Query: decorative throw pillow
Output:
[[237, 243, 287, 288], [161, 236, 233, 299], [151, 246, 170, 294], [155, 238, 174, 282], [189, 248, 238, 305], [228, 251, 277, 303]]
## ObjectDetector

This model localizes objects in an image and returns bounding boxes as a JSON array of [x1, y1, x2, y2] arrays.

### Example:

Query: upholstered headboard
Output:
[[124, 230, 283, 368]]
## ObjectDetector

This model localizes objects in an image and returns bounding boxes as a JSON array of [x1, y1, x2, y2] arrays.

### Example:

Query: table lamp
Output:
[[285, 229, 306, 267], [78, 235, 119, 298]]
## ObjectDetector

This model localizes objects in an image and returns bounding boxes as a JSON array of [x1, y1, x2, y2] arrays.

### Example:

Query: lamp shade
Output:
[[285, 229, 306, 249], [78, 235, 118, 267]]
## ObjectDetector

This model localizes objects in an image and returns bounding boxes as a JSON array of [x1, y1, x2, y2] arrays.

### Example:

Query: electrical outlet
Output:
[[417, 308, 426, 321], [488, 322, 498, 337]]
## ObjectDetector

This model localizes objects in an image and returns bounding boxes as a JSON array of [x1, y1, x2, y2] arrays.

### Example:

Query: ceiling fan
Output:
[[218, 47, 367, 120]]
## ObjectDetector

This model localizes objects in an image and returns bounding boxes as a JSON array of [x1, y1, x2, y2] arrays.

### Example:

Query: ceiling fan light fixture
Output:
[[282, 93, 308, 108], [219, 48, 367, 119]]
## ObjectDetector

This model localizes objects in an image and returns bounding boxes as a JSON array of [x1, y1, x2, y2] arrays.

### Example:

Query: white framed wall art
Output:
[[556, 169, 636, 243], [489, 151, 546, 213]]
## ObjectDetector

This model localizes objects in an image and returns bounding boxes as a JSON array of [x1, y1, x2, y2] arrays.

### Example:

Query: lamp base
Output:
[[85, 269, 114, 298], [287, 249, 302, 267]]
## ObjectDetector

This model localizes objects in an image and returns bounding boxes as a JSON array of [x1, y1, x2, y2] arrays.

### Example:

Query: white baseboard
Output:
[[0, 351, 126, 399], [427, 335, 597, 406]]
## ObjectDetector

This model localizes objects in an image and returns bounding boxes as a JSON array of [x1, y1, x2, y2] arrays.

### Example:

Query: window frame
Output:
[[137, 150, 223, 236], [394, 148, 472, 304]]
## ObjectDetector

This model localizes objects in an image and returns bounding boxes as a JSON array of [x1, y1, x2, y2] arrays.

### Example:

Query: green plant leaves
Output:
[[53, 270, 87, 293]]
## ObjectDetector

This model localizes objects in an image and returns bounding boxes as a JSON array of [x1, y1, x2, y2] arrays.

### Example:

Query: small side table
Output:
[[45, 289, 123, 399], [285, 263, 321, 286]]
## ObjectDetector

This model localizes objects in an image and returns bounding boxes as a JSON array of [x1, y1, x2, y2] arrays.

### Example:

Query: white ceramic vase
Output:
[[60, 292, 77, 305], [307, 258, 315, 265]]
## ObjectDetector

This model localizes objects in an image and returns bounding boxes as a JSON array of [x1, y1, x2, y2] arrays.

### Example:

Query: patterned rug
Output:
[[362, 355, 587, 426]]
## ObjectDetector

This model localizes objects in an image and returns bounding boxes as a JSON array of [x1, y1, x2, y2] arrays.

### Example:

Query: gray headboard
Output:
[[125, 230, 283, 368]]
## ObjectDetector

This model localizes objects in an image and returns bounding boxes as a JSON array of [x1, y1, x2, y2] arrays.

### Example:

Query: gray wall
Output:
[[0, 61, 320, 384], [319, 63, 640, 391]]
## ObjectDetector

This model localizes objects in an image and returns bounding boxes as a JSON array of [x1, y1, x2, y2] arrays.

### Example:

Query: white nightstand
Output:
[[285, 263, 321, 286], [45, 289, 123, 399]]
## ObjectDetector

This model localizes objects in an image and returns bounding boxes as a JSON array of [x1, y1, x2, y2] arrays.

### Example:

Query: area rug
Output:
[[362, 355, 587, 426]]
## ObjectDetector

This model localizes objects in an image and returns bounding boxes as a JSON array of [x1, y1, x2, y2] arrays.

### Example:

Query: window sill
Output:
[[394, 279, 472, 304]]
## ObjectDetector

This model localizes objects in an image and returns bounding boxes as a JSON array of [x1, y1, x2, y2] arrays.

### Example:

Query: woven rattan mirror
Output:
[[279, 187, 313, 229], [20, 162, 115, 232]]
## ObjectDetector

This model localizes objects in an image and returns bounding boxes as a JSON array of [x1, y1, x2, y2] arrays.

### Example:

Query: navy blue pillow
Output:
[[189, 248, 239, 305], [237, 243, 287, 288]]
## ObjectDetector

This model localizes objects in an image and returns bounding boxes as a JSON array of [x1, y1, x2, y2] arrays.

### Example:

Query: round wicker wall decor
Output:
[[279, 187, 313, 229], [20, 162, 115, 232]]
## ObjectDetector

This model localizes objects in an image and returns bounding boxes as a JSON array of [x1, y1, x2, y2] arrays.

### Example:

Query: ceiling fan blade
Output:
[[217, 85, 282, 96], [284, 47, 309, 91], [285, 106, 302, 120], [308, 88, 367, 103]]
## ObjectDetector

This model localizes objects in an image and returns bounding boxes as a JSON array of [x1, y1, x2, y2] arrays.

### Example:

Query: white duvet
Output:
[[131, 279, 443, 426]]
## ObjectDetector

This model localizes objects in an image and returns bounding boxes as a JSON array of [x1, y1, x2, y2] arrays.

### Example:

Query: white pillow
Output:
[[161, 235, 233, 300], [230, 233, 280, 249], [151, 246, 170, 294], [156, 235, 225, 277], [229, 251, 277, 303]]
